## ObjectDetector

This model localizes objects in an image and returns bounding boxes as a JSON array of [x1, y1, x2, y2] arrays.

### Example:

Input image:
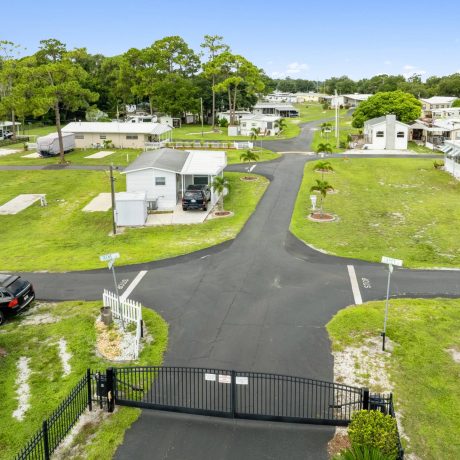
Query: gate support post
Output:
[[362, 387, 370, 410], [87, 368, 93, 411], [106, 367, 115, 413], [42, 420, 50, 460], [231, 370, 236, 418]]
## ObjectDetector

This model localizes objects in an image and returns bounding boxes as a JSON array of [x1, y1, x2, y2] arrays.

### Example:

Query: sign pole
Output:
[[380, 255, 402, 351], [381, 264, 393, 351]]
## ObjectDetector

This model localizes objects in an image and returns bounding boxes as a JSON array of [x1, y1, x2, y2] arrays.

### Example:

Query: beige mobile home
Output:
[[62, 122, 172, 149]]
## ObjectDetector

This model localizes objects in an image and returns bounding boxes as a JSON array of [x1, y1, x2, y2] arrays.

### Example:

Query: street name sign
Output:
[[381, 256, 403, 267], [99, 252, 120, 262]]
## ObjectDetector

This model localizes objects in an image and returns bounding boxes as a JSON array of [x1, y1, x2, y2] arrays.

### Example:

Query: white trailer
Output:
[[37, 132, 75, 156]]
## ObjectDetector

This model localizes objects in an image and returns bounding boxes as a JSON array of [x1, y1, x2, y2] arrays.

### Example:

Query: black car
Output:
[[0, 274, 35, 325], [182, 190, 208, 211], [186, 184, 211, 202]]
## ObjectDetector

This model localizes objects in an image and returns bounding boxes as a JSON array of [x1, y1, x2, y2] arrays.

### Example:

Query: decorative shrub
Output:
[[348, 410, 399, 459], [333, 445, 394, 460]]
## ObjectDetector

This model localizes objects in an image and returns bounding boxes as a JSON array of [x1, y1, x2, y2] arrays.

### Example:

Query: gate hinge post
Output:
[[231, 370, 236, 418], [362, 387, 370, 411], [106, 367, 115, 412]]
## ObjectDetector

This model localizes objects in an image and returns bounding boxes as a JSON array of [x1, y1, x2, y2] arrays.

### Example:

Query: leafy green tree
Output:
[[211, 52, 265, 125], [352, 91, 422, 128], [27, 39, 98, 163], [313, 160, 334, 179], [452, 99, 460, 107], [310, 179, 334, 216], [324, 75, 357, 95], [211, 175, 230, 211], [200, 35, 229, 129], [239, 149, 259, 164], [0, 40, 26, 140], [316, 142, 333, 155]]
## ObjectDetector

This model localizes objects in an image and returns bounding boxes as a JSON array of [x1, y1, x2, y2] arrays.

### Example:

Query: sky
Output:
[[4, 0, 460, 81]]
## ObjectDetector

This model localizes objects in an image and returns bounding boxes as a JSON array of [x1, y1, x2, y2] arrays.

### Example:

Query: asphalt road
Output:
[[12, 120, 460, 459]]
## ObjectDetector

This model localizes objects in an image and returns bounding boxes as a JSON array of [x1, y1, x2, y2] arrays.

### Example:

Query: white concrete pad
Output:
[[0, 148, 20, 157], [82, 193, 112, 212], [22, 152, 41, 158], [0, 194, 45, 215], [344, 149, 411, 155], [145, 204, 212, 226], [84, 151, 114, 159]]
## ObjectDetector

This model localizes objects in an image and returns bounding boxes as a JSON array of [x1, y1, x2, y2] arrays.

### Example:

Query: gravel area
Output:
[[58, 338, 72, 376], [96, 316, 139, 361], [12, 357, 31, 421]]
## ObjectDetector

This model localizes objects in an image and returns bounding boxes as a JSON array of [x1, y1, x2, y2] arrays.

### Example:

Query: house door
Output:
[[176, 174, 182, 203]]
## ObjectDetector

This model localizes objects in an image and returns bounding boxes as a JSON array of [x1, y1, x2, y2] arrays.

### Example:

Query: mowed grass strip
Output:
[[0, 170, 269, 272], [0, 301, 168, 460], [290, 158, 460, 268], [327, 298, 460, 460], [0, 147, 279, 166]]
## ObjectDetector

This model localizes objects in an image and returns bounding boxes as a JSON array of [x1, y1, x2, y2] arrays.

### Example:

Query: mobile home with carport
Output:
[[122, 148, 227, 210]]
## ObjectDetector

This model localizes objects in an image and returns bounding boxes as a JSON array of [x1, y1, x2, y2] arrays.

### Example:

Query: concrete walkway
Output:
[[146, 204, 212, 226], [82, 193, 112, 212], [0, 194, 46, 215]]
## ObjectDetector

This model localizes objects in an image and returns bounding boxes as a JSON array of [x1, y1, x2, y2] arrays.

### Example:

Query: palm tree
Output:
[[313, 160, 334, 179], [250, 127, 260, 148], [320, 122, 332, 139], [275, 118, 287, 133], [240, 149, 260, 165], [316, 142, 333, 156], [310, 179, 334, 217], [212, 175, 230, 211]]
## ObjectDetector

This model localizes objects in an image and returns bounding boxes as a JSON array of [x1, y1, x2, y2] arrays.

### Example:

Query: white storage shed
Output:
[[115, 192, 147, 226]]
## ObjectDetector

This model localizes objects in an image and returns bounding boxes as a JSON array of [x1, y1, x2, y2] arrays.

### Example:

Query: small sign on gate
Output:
[[235, 376, 249, 385], [205, 373, 216, 382], [218, 374, 232, 384]]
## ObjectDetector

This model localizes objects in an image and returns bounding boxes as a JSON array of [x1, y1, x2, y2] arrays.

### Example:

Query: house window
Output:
[[241, 123, 246, 127], [155, 177, 166, 186], [193, 176, 208, 185], [376, 131, 384, 137], [126, 135, 138, 140], [75, 135, 84, 139], [397, 131, 405, 138], [99, 135, 107, 139]]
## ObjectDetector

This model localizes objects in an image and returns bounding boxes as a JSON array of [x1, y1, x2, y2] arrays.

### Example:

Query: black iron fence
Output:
[[15, 366, 404, 459], [15, 369, 104, 460], [114, 366, 364, 426]]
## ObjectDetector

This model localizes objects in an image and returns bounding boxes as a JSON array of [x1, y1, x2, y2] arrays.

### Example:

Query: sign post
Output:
[[380, 256, 403, 351], [310, 195, 317, 211], [99, 252, 123, 328]]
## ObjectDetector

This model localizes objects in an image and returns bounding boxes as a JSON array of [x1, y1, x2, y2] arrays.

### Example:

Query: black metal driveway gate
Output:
[[111, 366, 366, 426]]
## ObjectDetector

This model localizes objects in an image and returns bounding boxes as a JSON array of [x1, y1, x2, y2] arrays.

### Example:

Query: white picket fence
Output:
[[103, 289, 143, 359], [103, 289, 142, 323]]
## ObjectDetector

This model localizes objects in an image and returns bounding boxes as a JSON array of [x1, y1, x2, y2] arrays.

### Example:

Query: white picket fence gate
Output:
[[103, 289, 143, 359]]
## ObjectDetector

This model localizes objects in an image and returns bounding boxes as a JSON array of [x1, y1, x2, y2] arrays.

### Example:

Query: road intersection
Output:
[[17, 121, 460, 459]]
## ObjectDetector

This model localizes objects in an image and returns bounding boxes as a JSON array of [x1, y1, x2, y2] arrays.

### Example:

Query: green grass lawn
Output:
[[408, 141, 443, 154], [327, 298, 460, 460], [0, 146, 279, 166], [290, 158, 460, 268], [0, 170, 268, 272], [0, 301, 168, 460]]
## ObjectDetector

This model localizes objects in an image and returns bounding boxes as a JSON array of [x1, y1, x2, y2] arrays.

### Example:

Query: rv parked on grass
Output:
[[37, 132, 75, 157]]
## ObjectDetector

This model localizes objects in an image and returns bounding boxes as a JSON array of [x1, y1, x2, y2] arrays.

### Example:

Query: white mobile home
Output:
[[122, 148, 227, 210], [216, 110, 252, 124], [364, 114, 409, 150], [253, 102, 299, 118], [62, 122, 172, 149], [238, 114, 281, 136]]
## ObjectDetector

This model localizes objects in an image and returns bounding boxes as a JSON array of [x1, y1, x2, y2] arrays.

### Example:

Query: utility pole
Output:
[[335, 89, 340, 149], [109, 164, 117, 235], [201, 97, 204, 138]]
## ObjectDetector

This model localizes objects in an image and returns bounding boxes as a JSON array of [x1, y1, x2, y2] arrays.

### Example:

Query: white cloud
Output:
[[270, 62, 309, 79], [402, 64, 426, 79]]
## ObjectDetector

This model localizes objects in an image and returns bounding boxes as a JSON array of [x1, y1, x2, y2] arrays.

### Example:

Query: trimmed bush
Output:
[[348, 410, 399, 459]]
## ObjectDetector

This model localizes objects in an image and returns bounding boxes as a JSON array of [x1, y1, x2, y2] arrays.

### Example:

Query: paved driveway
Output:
[[16, 120, 460, 459]]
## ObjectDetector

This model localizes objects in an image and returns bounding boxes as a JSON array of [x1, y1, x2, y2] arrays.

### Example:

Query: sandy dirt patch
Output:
[[12, 357, 31, 421]]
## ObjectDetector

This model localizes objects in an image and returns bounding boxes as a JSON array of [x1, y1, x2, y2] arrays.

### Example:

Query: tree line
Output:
[[275, 73, 460, 98]]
